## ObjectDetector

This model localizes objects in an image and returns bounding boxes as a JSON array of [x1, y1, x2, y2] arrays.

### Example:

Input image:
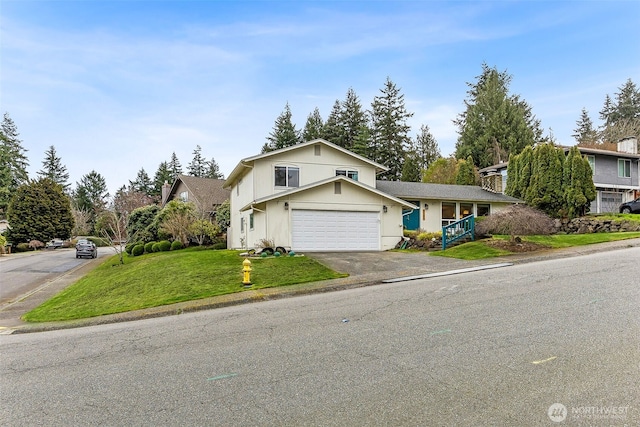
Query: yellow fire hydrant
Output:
[[242, 258, 252, 287]]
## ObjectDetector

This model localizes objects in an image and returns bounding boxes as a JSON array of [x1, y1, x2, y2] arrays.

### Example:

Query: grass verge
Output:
[[23, 248, 346, 322], [430, 232, 640, 260]]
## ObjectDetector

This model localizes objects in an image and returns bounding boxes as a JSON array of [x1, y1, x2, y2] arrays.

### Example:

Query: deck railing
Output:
[[442, 215, 475, 250]]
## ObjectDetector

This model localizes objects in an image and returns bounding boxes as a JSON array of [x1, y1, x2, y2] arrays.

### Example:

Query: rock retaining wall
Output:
[[554, 217, 640, 234]]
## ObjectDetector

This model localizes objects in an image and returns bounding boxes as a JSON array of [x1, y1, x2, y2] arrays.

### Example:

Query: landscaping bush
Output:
[[170, 240, 183, 250], [416, 231, 442, 241], [152, 243, 160, 252], [157, 240, 172, 252], [403, 229, 418, 239], [15, 242, 31, 252], [125, 242, 138, 255], [144, 242, 156, 253], [475, 204, 555, 240], [132, 244, 145, 256], [211, 241, 227, 250], [88, 237, 110, 247]]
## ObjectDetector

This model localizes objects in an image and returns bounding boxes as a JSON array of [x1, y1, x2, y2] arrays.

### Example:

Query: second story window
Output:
[[587, 155, 595, 173], [336, 169, 358, 181], [618, 159, 631, 178], [275, 166, 299, 187]]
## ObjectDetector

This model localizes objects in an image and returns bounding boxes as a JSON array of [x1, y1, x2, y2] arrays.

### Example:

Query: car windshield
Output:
[[77, 240, 89, 245]]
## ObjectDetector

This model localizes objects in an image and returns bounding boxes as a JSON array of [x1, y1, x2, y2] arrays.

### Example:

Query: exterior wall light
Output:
[[284, 202, 289, 210], [383, 205, 388, 213]]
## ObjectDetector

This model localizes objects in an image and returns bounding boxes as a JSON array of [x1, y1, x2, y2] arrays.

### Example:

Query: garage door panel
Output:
[[292, 210, 379, 251]]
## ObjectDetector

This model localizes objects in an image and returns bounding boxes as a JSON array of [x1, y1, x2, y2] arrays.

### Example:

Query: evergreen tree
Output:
[[454, 63, 544, 168], [0, 113, 30, 217], [340, 88, 368, 151], [302, 107, 324, 142], [263, 102, 301, 152], [455, 156, 477, 185], [6, 178, 74, 243], [563, 146, 596, 218], [572, 108, 599, 146], [152, 161, 173, 201], [129, 168, 153, 195], [168, 152, 183, 180], [73, 170, 109, 232], [321, 100, 343, 145], [370, 77, 413, 180], [414, 124, 441, 173], [351, 123, 372, 158], [505, 152, 520, 198], [187, 145, 207, 177], [525, 143, 564, 214], [599, 79, 640, 146], [205, 157, 224, 179], [400, 151, 422, 182], [37, 145, 70, 191]]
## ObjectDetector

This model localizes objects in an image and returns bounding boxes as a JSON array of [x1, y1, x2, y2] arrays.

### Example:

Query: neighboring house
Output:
[[564, 137, 640, 213], [376, 181, 521, 231], [223, 139, 417, 252], [479, 137, 640, 214], [162, 174, 230, 218], [478, 162, 509, 194]]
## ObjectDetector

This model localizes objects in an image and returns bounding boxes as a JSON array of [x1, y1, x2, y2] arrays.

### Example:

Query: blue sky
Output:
[[2, 0, 639, 195]]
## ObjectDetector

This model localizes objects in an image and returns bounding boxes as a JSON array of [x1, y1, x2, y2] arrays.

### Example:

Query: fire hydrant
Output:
[[242, 258, 252, 287]]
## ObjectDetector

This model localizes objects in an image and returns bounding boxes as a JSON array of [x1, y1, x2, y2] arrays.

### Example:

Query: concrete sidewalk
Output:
[[2, 238, 639, 335]]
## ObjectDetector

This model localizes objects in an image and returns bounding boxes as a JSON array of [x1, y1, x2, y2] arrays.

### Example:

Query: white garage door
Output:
[[291, 210, 380, 251]]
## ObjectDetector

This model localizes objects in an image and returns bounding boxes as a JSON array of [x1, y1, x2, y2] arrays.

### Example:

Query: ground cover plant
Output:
[[23, 248, 346, 322]]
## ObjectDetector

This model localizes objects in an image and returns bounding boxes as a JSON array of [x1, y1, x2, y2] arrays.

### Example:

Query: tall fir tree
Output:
[[572, 108, 599, 146], [129, 168, 153, 195], [187, 145, 207, 177], [73, 170, 109, 232], [0, 113, 30, 217], [340, 88, 368, 151], [205, 157, 224, 179], [351, 123, 372, 158], [321, 100, 343, 146], [414, 124, 441, 173], [400, 152, 422, 182], [599, 79, 640, 146], [370, 77, 413, 180], [454, 63, 544, 168], [263, 102, 301, 153], [152, 161, 173, 201], [168, 152, 183, 180], [455, 156, 477, 185], [302, 107, 324, 142], [37, 145, 70, 192]]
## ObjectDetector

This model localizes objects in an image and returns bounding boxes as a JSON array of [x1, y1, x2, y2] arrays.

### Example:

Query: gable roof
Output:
[[224, 138, 388, 188], [376, 181, 522, 203], [240, 175, 418, 212], [164, 174, 230, 210]]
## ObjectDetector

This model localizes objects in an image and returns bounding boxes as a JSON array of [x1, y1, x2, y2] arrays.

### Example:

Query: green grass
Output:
[[431, 231, 640, 260], [23, 248, 346, 322], [589, 213, 640, 224], [429, 241, 513, 260]]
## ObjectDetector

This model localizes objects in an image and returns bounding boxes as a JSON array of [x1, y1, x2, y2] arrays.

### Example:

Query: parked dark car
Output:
[[619, 197, 640, 214], [76, 239, 97, 259]]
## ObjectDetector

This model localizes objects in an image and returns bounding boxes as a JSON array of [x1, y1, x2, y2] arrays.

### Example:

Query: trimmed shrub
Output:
[[211, 242, 227, 250], [15, 242, 31, 252], [416, 231, 442, 241], [152, 243, 160, 252], [157, 240, 171, 252], [170, 240, 183, 250], [132, 244, 145, 256], [144, 242, 155, 253], [125, 242, 138, 255]]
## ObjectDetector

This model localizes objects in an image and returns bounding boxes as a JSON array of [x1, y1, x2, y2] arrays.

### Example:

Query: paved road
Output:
[[1, 247, 638, 425]]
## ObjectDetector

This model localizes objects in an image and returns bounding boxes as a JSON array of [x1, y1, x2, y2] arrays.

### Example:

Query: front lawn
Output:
[[23, 248, 346, 322], [430, 232, 640, 260]]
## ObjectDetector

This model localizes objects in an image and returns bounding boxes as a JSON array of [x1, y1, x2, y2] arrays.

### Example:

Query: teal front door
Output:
[[403, 201, 420, 230]]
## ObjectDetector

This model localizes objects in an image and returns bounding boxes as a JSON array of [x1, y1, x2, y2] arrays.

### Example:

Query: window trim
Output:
[[336, 169, 359, 181], [274, 165, 300, 188], [618, 159, 631, 178]]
